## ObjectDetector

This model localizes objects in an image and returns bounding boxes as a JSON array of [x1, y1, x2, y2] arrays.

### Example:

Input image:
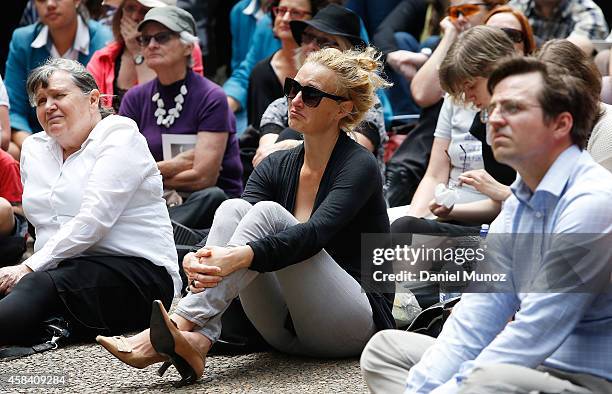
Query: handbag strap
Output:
[[0, 318, 70, 361]]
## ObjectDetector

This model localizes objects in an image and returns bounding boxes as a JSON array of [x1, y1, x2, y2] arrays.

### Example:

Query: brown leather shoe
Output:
[[96, 335, 167, 369], [149, 300, 205, 387]]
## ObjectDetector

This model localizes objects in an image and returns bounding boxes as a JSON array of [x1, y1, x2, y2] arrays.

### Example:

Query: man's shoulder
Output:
[[564, 151, 612, 200]]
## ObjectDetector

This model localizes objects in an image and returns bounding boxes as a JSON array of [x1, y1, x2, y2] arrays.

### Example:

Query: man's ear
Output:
[[550, 111, 573, 141]]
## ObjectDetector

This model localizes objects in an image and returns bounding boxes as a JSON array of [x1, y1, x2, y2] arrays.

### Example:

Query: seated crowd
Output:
[[0, 0, 611, 392]]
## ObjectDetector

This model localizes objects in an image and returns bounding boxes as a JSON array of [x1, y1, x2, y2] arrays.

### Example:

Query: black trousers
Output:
[[0, 255, 174, 346], [168, 186, 227, 230], [391, 216, 480, 237]]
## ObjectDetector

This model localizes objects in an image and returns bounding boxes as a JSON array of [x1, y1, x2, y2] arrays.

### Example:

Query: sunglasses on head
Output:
[[137, 31, 178, 47], [284, 77, 348, 108], [500, 27, 524, 44], [448, 3, 487, 20], [301, 31, 340, 49]]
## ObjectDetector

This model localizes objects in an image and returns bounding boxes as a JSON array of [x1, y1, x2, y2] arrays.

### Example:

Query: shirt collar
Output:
[[510, 145, 581, 204], [30, 16, 90, 56], [243, 0, 264, 20]]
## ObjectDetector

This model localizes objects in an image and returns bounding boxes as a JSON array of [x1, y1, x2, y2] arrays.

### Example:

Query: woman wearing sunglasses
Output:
[[411, 0, 507, 108], [98, 46, 393, 386], [117, 6, 242, 232], [87, 0, 203, 113], [247, 0, 338, 129], [484, 5, 536, 56], [254, 5, 386, 177]]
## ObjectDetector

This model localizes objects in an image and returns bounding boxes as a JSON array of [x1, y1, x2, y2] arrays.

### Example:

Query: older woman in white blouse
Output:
[[0, 58, 180, 346]]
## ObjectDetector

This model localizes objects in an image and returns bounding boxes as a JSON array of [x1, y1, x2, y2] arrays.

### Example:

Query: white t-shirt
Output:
[[433, 97, 486, 203], [21, 115, 181, 295], [0, 75, 9, 108]]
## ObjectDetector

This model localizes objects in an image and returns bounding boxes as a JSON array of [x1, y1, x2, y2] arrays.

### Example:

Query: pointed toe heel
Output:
[[149, 300, 205, 386], [96, 335, 166, 369]]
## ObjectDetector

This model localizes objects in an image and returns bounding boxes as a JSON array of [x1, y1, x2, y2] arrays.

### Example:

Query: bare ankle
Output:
[[170, 313, 196, 331], [182, 331, 212, 358]]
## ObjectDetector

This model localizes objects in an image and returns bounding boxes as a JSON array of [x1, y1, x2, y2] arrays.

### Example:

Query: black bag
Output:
[[384, 100, 443, 207], [406, 296, 461, 338], [0, 317, 71, 361]]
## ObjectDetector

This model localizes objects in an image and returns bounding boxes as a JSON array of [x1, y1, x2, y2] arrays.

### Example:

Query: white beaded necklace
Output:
[[152, 83, 188, 128]]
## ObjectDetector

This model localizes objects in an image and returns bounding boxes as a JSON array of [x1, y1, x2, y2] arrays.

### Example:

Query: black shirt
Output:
[[248, 54, 283, 128], [243, 132, 395, 330]]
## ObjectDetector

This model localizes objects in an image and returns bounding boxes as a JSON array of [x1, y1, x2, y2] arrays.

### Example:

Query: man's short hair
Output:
[[488, 57, 599, 148]]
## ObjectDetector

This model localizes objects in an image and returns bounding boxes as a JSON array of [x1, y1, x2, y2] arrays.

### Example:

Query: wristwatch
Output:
[[133, 53, 144, 65]]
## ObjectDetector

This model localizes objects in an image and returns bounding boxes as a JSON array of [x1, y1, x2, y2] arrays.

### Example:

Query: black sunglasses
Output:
[[500, 27, 524, 44], [137, 31, 178, 47], [283, 77, 348, 108], [301, 31, 340, 49]]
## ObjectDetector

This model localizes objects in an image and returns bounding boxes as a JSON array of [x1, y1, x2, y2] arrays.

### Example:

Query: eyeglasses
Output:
[[301, 31, 339, 49], [284, 77, 348, 108], [480, 100, 542, 123], [448, 3, 487, 20], [500, 27, 525, 44], [137, 31, 178, 47], [272, 6, 311, 19]]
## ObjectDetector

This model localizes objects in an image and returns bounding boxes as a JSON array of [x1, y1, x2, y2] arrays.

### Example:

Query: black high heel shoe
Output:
[[149, 300, 205, 387]]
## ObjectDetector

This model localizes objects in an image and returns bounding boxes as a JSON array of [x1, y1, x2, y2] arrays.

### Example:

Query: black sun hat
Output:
[[290, 4, 366, 48]]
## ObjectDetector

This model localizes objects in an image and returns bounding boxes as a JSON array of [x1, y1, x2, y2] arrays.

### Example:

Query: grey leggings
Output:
[[173, 199, 376, 357]]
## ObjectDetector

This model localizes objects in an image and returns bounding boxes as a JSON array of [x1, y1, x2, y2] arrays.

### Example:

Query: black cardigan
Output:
[[243, 132, 395, 330], [247, 54, 283, 128]]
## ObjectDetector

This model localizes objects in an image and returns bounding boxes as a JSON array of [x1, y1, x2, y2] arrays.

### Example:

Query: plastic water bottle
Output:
[[480, 224, 490, 239]]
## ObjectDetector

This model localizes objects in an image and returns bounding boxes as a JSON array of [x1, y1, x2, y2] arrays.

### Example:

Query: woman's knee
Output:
[[251, 200, 287, 217], [215, 198, 252, 219], [391, 215, 426, 234], [13, 271, 56, 294], [0, 198, 15, 236]]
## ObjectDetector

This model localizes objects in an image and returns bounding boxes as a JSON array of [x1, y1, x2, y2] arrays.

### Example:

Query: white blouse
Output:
[[21, 115, 181, 295]]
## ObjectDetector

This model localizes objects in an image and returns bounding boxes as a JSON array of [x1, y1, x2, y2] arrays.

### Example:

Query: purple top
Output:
[[120, 70, 243, 197]]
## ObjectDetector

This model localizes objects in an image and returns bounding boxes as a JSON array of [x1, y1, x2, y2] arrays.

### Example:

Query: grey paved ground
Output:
[[1, 345, 368, 393], [9, 242, 369, 393]]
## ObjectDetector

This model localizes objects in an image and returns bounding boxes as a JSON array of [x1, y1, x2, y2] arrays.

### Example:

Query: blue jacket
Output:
[[229, 0, 262, 71], [223, 15, 280, 111], [4, 20, 112, 133]]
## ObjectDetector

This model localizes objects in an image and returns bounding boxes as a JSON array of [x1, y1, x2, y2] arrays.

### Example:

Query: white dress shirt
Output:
[[21, 115, 181, 295]]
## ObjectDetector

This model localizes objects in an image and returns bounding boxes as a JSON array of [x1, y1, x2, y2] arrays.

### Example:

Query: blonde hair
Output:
[[304, 46, 391, 131]]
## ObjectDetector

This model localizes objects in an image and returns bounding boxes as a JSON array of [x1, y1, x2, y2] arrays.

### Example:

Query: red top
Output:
[[0, 149, 22, 204], [86, 40, 204, 96]]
